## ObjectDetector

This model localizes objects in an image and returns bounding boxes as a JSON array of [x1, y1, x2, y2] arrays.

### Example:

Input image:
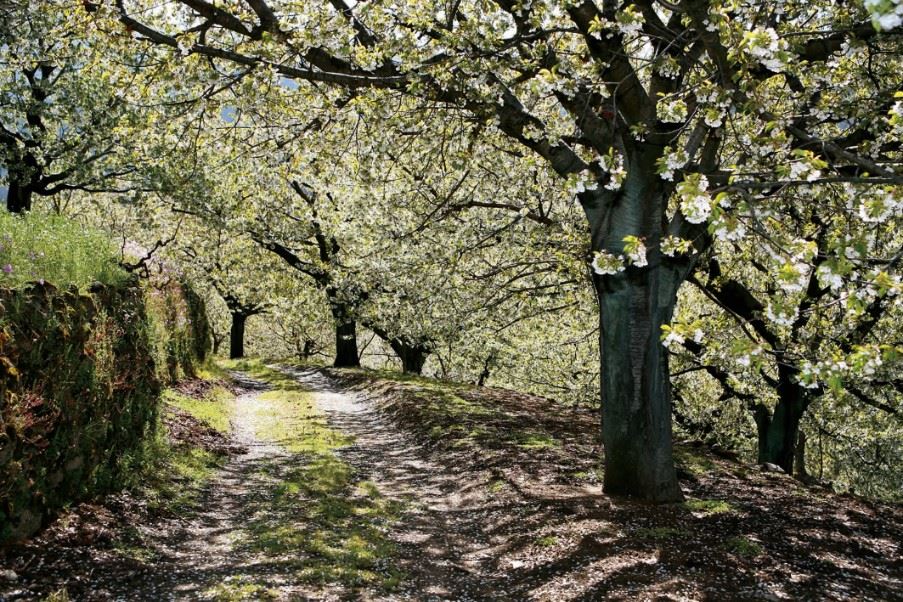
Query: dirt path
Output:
[[114, 367, 505, 601], [117, 374, 311, 600], [282, 367, 509, 601]]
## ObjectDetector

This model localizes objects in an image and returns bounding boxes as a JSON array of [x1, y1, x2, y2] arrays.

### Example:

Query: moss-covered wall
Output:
[[0, 277, 209, 542]]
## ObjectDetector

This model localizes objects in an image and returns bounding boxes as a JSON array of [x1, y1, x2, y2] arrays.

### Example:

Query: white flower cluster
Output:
[[622, 236, 648, 267], [661, 235, 693, 257], [858, 189, 901, 223], [615, 5, 645, 36], [865, 0, 903, 30], [696, 86, 732, 128], [775, 240, 816, 293], [764, 300, 798, 327], [656, 56, 681, 80], [788, 160, 821, 182], [658, 98, 688, 123], [657, 147, 688, 181], [889, 96, 903, 135], [570, 172, 599, 195], [660, 323, 704, 350], [591, 250, 625, 275], [744, 27, 789, 72], [676, 174, 712, 224], [816, 261, 846, 292], [798, 345, 894, 390], [597, 152, 626, 191], [736, 346, 763, 368]]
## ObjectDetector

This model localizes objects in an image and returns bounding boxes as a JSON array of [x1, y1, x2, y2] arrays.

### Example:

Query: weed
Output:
[[727, 536, 764, 558], [0, 211, 127, 289]]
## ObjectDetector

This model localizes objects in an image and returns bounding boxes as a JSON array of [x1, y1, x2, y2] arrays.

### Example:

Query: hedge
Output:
[[0, 277, 210, 542]]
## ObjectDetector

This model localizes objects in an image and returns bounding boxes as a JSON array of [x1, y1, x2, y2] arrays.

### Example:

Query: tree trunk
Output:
[[389, 339, 429, 374], [753, 365, 810, 472], [794, 431, 809, 480], [333, 320, 360, 367], [595, 267, 684, 503], [754, 370, 809, 473], [229, 312, 247, 360], [6, 180, 33, 213]]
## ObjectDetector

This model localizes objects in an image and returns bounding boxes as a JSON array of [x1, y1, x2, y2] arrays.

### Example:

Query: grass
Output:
[[204, 578, 279, 601], [675, 447, 719, 476], [510, 431, 559, 449], [114, 373, 236, 516], [536, 535, 558, 547], [253, 390, 353, 453], [727, 536, 764, 558], [488, 479, 506, 493], [163, 387, 234, 433], [683, 498, 735, 515], [0, 211, 127, 289]]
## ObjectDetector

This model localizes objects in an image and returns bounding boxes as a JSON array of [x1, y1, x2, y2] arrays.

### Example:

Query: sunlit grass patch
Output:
[[487, 479, 506, 493], [253, 390, 354, 453], [164, 387, 233, 433], [509, 430, 558, 449], [726, 536, 764, 558], [203, 577, 279, 601], [242, 458, 404, 590], [683, 498, 735, 515], [218, 358, 306, 392], [225, 363, 404, 591], [675, 447, 718, 476], [536, 535, 558, 547]]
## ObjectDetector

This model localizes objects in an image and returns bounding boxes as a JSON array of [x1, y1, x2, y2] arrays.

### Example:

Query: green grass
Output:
[[114, 420, 226, 515], [675, 447, 718, 476], [536, 535, 558, 547], [0, 211, 127, 288], [163, 387, 233, 433], [726, 536, 764, 558], [204, 578, 279, 601], [253, 389, 354, 453], [487, 479, 506, 493], [242, 458, 404, 589], [683, 498, 735, 515], [509, 431, 558, 449]]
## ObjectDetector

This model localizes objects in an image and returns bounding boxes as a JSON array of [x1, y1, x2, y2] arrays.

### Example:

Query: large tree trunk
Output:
[[6, 180, 33, 213], [585, 143, 686, 503], [595, 267, 684, 503], [229, 312, 247, 360], [389, 339, 429, 375], [333, 320, 360, 368], [754, 366, 810, 472]]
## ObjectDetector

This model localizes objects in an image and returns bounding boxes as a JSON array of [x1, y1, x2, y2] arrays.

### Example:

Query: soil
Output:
[[1, 367, 900, 601]]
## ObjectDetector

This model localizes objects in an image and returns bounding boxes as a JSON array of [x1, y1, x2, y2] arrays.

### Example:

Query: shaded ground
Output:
[[1, 364, 901, 601]]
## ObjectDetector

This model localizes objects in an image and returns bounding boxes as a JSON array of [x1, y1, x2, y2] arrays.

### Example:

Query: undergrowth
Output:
[[0, 211, 127, 288]]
